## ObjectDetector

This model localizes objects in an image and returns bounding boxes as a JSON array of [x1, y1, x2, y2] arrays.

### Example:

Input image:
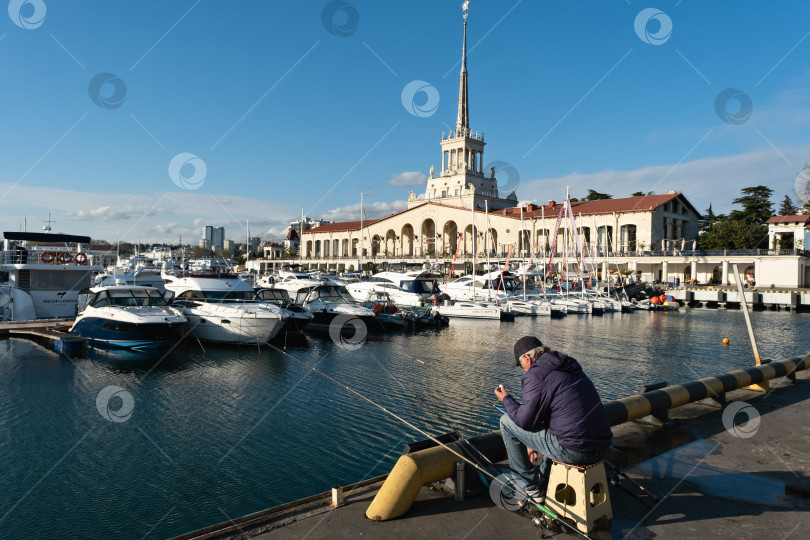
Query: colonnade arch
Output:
[[402, 224, 414, 256]]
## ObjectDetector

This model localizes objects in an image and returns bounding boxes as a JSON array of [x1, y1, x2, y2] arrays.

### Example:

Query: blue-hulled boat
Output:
[[70, 285, 187, 350]]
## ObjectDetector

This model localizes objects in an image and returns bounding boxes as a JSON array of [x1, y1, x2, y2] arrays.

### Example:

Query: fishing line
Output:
[[265, 342, 594, 540]]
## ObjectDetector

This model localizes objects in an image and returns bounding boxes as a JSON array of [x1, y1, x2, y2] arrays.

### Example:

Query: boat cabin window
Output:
[[400, 279, 436, 294], [104, 288, 169, 307], [200, 290, 256, 301]]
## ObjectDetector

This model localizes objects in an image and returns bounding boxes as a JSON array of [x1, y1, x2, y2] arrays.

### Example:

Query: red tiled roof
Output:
[[493, 192, 696, 218], [301, 219, 382, 234], [301, 193, 696, 234], [765, 215, 810, 224]]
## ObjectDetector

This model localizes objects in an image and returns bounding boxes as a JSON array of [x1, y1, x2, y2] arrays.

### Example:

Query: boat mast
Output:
[[299, 208, 304, 269], [520, 206, 526, 301], [359, 192, 364, 274], [485, 201, 491, 301], [471, 193, 476, 301], [604, 214, 609, 291], [541, 205, 546, 299]]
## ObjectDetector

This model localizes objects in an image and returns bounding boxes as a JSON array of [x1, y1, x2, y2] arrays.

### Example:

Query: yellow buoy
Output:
[[722, 338, 730, 345]]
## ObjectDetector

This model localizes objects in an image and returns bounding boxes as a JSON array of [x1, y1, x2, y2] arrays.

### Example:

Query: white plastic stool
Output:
[[544, 460, 612, 533]]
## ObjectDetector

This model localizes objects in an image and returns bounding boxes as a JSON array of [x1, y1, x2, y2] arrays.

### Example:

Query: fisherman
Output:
[[495, 336, 613, 502]]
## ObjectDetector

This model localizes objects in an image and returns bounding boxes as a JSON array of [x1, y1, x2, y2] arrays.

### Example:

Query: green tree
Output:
[[697, 204, 717, 234], [698, 219, 768, 250], [778, 194, 798, 216], [584, 189, 612, 201], [282, 247, 298, 258], [631, 190, 654, 197], [190, 246, 213, 257], [729, 185, 773, 224]]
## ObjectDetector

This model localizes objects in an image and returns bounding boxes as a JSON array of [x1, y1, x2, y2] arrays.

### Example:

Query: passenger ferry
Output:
[[0, 232, 104, 321]]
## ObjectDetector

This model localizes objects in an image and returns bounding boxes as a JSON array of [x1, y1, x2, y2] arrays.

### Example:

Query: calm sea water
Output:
[[1, 308, 809, 539]]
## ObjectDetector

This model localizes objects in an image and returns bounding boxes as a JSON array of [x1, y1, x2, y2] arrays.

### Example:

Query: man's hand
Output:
[[494, 384, 509, 402], [527, 447, 539, 464]]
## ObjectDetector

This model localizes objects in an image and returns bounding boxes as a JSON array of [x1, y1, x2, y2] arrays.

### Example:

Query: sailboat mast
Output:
[[359, 193, 364, 274], [471, 195, 476, 300], [520, 206, 526, 301], [541, 205, 546, 298], [485, 201, 491, 301]]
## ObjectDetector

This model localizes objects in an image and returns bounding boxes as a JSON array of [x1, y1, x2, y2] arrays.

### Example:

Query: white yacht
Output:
[[435, 300, 506, 320], [299, 285, 378, 331], [345, 270, 439, 307], [162, 267, 286, 344], [0, 232, 104, 321], [70, 284, 187, 350], [505, 298, 552, 316], [255, 288, 314, 333], [93, 256, 167, 293], [273, 270, 324, 295]]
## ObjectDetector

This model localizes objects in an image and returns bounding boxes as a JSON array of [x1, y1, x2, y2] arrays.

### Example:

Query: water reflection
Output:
[[1, 309, 809, 538]]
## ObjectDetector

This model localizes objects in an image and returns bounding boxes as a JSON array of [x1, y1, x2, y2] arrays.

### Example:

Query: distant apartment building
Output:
[[223, 239, 234, 254], [202, 226, 225, 252]]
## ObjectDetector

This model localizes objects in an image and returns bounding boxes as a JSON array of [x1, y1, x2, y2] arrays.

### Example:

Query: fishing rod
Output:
[[265, 342, 595, 540]]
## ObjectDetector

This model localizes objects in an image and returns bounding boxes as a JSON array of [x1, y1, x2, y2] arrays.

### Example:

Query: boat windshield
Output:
[[307, 286, 355, 304], [93, 288, 168, 307], [400, 279, 437, 294], [176, 290, 258, 302]]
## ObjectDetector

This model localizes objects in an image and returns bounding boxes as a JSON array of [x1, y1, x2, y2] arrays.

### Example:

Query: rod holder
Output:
[[455, 461, 465, 501]]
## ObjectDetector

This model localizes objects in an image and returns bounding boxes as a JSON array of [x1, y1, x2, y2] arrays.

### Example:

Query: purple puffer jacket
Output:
[[503, 349, 613, 453]]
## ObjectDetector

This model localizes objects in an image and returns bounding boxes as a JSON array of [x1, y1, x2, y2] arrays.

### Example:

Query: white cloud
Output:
[[320, 200, 408, 222], [386, 171, 427, 188], [520, 145, 810, 214], [0, 184, 295, 244]]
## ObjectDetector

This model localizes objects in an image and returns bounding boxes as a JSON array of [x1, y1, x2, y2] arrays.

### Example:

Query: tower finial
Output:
[[456, 1, 470, 136]]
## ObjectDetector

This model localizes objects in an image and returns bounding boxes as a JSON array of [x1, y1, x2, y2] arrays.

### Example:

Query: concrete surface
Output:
[[176, 370, 810, 540]]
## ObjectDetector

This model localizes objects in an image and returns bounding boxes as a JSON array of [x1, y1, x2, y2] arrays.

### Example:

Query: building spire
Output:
[[456, 1, 470, 136]]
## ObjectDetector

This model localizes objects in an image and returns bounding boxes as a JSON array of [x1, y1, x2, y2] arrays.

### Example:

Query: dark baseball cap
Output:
[[514, 336, 543, 366]]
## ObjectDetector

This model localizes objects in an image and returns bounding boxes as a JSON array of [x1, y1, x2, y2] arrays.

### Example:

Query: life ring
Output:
[[57, 252, 72, 264], [74, 252, 88, 265], [40, 251, 55, 264]]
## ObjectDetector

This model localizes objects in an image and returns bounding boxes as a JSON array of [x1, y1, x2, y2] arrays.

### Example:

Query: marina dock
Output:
[[0, 319, 86, 356], [174, 368, 810, 539], [667, 285, 810, 311]]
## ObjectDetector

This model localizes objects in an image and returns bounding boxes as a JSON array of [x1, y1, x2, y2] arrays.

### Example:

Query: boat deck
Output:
[[175, 371, 810, 539]]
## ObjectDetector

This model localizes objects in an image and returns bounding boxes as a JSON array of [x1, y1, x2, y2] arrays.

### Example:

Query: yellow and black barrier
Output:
[[366, 354, 808, 521], [603, 354, 808, 425]]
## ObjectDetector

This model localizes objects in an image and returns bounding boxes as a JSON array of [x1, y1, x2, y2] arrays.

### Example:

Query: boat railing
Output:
[[0, 249, 94, 266]]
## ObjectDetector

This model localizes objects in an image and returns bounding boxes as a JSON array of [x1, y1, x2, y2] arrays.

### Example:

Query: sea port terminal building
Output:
[[287, 8, 810, 289]]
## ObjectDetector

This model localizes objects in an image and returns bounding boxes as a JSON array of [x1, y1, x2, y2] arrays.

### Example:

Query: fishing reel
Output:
[[531, 514, 562, 537]]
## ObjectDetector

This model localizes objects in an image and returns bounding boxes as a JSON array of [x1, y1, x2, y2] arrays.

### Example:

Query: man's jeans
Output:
[[499, 414, 608, 486]]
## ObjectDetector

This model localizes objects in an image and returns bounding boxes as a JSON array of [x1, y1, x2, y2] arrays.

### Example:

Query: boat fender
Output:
[[40, 251, 55, 264], [74, 253, 88, 265], [57, 252, 72, 264]]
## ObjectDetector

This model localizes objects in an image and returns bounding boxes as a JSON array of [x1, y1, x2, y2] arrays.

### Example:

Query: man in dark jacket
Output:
[[495, 336, 612, 498]]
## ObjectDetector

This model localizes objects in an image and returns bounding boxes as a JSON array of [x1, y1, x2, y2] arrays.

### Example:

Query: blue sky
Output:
[[1, 0, 809, 244]]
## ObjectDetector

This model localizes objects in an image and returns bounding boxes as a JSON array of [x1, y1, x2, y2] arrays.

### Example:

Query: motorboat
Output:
[[299, 285, 378, 332], [505, 298, 552, 317], [345, 270, 439, 307], [162, 267, 286, 344], [435, 300, 509, 320], [93, 256, 167, 293], [439, 271, 511, 302], [273, 270, 324, 295], [0, 232, 104, 321], [70, 284, 187, 350], [255, 288, 314, 333]]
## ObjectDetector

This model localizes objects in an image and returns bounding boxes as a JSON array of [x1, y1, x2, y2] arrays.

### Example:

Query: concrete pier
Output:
[[176, 370, 810, 539], [0, 319, 86, 356], [668, 286, 809, 311]]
